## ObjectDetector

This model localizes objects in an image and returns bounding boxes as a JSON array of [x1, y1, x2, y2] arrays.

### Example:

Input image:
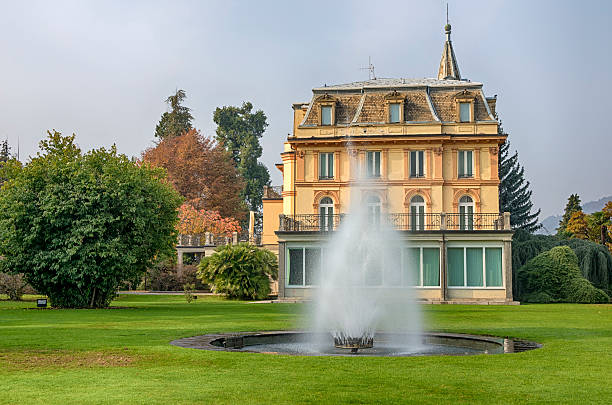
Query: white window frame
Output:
[[458, 150, 473, 178], [389, 103, 401, 123], [402, 245, 441, 288], [410, 150, 425, 178], [409, 195, 426, 231], [319, 152, 334, 180], [319, 197, 334, 231], [446, 243, 505, 289], [366, 151, 381, 178], [459, 102, 471, 122], [321, 105, 332, 126], [286, 245, 324, 288]]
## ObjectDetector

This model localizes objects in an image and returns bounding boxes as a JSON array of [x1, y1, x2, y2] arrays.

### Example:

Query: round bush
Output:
[[523, 291, 554, 304], [197, 243, 277, 300]]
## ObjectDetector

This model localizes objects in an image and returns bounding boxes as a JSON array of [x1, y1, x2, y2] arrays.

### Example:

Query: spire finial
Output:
[[437, 5, 461, 81]]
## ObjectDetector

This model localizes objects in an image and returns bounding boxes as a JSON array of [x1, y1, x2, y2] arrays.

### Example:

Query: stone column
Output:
[[205, 232, 211, 245], [504, 240, 513, 301], [232, 232, 238, 245], [439, 238, 447, 302], [277, 242, 286, 299], [177, 249, 184, 277]]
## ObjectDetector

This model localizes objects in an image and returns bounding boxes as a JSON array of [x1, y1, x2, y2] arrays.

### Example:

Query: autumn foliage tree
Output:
[[143, 129, 246, 221], [177, 204, 241, 236]]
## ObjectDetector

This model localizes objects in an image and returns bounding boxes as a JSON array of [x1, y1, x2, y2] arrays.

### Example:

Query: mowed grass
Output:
[[1, 295, 612, 404]]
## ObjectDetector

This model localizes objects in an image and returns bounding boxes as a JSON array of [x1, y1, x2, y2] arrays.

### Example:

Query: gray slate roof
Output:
[[313, 77, 481, 92]]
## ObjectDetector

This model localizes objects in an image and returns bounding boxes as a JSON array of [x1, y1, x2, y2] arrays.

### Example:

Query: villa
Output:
[[262, 24, 515, 304]]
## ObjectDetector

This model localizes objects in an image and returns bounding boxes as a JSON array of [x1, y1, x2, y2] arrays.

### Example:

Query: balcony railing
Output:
[[278, 213, 508, 232]]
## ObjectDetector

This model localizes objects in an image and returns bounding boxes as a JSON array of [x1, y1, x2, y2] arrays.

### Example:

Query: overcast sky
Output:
[[1, 0, 610, 218]]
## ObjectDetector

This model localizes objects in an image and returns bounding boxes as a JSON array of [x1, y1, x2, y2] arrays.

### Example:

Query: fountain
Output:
[[308, 142, 423, 354]]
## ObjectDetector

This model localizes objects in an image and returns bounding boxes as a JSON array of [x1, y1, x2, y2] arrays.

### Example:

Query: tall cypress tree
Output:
[[498, 122, 541, 232], [557, 193, 582, 235]]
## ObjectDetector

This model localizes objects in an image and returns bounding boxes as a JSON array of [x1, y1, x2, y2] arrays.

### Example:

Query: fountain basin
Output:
[[170, 331, 541, 357]]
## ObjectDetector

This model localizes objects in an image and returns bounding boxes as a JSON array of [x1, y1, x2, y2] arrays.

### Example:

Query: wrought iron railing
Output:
[[445, 213, 504, 231], [278, 213, 506, 232]]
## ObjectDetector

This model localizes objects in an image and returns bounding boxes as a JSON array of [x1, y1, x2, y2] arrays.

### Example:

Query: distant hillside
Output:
[[537, 195, 612, 235]]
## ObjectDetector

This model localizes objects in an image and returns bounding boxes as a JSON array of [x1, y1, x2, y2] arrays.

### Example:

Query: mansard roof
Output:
[[301, 77, 495, 126]]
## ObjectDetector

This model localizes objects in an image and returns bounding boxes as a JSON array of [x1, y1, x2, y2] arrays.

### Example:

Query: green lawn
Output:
[[1, 295, 611, 404]]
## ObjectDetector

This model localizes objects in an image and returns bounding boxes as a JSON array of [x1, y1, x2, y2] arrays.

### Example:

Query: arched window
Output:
[[410, 195, 426, 231], [458, 195, 474, 230], [319, 197, 334, 231], [366, 195, 381, 226]]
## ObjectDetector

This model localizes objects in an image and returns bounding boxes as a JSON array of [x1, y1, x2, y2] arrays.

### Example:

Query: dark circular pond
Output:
[[170, 331, 541, 357]]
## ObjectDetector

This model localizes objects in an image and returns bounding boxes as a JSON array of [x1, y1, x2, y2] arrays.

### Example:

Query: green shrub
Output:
[[522, 291, 553, 304], [198, 243, 277, 300], [512, 229, 612, 297], [517, 246, 610, 303], [565, 278, 609, 304], [0, 132, 183, 308]]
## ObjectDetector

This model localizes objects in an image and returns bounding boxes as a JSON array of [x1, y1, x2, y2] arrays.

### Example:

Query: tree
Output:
[[498, 133, 541, 232], [143, 129, 246, 220], [177, 204, 241, 236], [213, 102, 270, 211], [197, 243, 277, 300], [566, 211, 589, 240], [558, 194, 582, 235], [155, 89, 194, 139], [0, 140, 20, 186], [0, 140, 10, 162], [0, 131, 183, 308]]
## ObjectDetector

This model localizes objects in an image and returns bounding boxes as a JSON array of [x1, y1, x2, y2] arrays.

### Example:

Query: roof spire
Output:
[[437, 10, 461, 81]]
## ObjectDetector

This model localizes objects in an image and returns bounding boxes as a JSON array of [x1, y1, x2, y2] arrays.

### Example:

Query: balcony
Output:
[[278, 213, 510, 232], [263, 185, 283, 199]]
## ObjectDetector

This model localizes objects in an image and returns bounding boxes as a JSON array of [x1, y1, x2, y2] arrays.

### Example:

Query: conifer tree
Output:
[[498, 130, 541, 232], [155, 89, 194, 139], [557, 194, 582, 235]]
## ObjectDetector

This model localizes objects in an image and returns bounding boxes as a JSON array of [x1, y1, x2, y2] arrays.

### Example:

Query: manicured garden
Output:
[[1, 295, 612, 404]]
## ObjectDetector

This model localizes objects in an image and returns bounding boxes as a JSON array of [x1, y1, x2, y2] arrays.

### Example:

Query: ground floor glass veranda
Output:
[[276, 233, 514, 303]]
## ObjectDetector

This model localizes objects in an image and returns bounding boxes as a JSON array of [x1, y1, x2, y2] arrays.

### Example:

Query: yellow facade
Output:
[[262, 25, 516, 303]]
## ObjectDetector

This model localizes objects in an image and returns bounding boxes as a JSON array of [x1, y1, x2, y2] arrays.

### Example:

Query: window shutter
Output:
[[467, 151, 473, 176], [375, 152, 380, 177], [458, 151, 465, 177], [319, 154, 325, 178], [418, 151, 424, 176], [410, 151, 416, 177], [328, 154, 333, 178]]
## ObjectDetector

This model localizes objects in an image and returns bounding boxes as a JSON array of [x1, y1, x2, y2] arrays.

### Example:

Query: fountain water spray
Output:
[[310, 141, 423, 354]]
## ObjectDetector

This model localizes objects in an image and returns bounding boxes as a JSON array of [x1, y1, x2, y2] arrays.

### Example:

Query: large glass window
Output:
[[466, 248, 483, 287], [447, 246, 503, 288], [459, 102, 471, 122], [389, 103, 400, 123], [287, 247, 321, 286], [410, 150, 424, 178], [404, 247, 440, 287], [366, 151, 381, 178], [321, 106, 332, 126], [448, 248, 465, 287], [458, 150, 473, 178], [485, 248, 503, 287], [319, 152, 334, 179]]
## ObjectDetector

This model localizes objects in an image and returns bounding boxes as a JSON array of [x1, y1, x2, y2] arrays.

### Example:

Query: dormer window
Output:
[[389, 103, 401, 123], [321, 105, 332, 126], [459, 102, 471, 122]]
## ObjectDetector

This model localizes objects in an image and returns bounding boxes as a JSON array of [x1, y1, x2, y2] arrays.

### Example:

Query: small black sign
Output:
[[36, 298, 48, 308]]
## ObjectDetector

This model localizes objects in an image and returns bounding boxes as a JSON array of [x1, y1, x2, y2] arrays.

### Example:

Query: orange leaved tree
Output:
[[143, 129, 246, 221], [177, 204, 241, 236]]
